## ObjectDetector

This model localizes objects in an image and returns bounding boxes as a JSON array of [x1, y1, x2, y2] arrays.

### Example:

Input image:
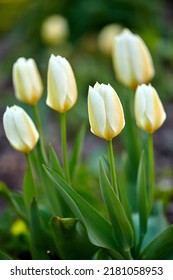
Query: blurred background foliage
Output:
[[0, 0, 173, 219]]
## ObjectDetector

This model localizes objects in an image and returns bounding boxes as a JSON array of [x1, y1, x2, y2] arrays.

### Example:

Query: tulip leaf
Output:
[[49, 144, 64, 178], [0, 251, 13, 260], [136, 151, 148, 237], [141, 225, 173, 259], [117, 177, 133, 230], [44, 165, 124, 258], [0, 182, 26, 221], [69, 124, 86, 180], [29, 199, 52, 260], [50, 216, 96, 259], [92, 249, 112, 260], [99, 159, 134, 252]]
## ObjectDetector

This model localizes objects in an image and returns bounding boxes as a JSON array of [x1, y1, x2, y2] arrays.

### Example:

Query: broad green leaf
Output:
[[141, 225, 173, 260], [44, 165, 124, 258], [99, 160, 134, 252], [69, 124, 86, 180], [0, 251, 13, 260], [49, 144, 64, 178], [92, 249, 112, 260], [136, 151, 148, 237], [117, 177, 133, 230], [29, 199, 52, 260], [50, 217, 96, 259]]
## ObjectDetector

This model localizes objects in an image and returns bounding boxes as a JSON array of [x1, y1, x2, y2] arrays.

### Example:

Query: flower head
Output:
[[46, 54, 77, 113], [13, 57, 43, 105], [112, 29, 154, 88], [3, 105, 39, 153], [134, 84, 166, 133], [88, 82, 125, 140]]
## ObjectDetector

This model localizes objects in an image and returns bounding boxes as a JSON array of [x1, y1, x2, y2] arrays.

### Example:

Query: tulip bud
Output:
[[3, 105, 39, 153], [134, 84, 166, 133], [41, 15, 69, 46], [46, 54, 77, 113], [112, 29, 154, 88], [12, 58, 43, 105], [88, 82, 125, 140], [98, 23, 123, 56]]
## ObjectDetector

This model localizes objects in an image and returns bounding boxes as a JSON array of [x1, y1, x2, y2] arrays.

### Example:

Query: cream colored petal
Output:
[[46, 55, 67, 112], [13, 58, 32, 103], [137, 36, 155, 83], [88, 86, 106, 138], [148, 86, 166, 132], [104, 84, 125, 138], [135, 85, 147, 129], [56, 56, 77, 107], [113, 34, 133, 87], [27, 59, 43, 99]]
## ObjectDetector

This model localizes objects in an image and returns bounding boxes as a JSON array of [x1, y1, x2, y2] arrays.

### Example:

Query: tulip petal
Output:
[[13, 58, 32, 103], [104, 85, 125, 138], [113, 35, 133, 87], [47, 55, 77, 112], [47, 55, 67, 111], [88, 86, 106, 138]]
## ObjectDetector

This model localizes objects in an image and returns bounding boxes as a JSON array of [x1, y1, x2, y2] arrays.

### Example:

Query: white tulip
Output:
[[112, 29, 154, 88], [134, 84, 166, 133], [46, 54, 77, 113], [13, 58, 43, 105], [3, 106, 39, 153], [88, 82, 125, 140]]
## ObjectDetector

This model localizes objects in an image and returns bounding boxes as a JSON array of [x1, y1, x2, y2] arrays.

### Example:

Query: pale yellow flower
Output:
[[46, 54, 77, 113], [98, 23, 123, 56], [13, 57, 43, 105], [112, 29, 154, 88], [3, 105, 39, 153], [41, 15, 69, 46], [134, 84, 166, 133], [88, 82, 125, 140]]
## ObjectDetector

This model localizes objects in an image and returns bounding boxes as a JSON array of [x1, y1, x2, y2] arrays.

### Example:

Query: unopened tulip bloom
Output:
[[88, 82, 125, 140], [112, 29, 154, 88], [98, 23, 123, 56], [3, 106, 39, 153], [134, 84, 166, 133], [41, 15, 69, 46], [46, 54, 77, 112], [13, 58, 43, 105]]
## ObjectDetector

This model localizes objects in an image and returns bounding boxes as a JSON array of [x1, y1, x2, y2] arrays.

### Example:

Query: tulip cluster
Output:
[[2, 27, 171, 261]]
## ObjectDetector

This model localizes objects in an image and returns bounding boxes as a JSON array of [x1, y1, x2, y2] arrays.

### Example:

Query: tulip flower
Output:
[[134, 84, 166, 134], [112, 29, 154, 88], [98, 23, 123, 56], [88, 82, 125, 140], [13, 58, 43, 105], [46, 54, 77, 113], [3, 105, 39, 153], [41, 14, 69, 46]]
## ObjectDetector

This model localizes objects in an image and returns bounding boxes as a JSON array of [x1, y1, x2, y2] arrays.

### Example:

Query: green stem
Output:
[[136, 235, 144, 258], [60, 113, 71, 184], [26, 153, 36, 196], [107, 140, 118, 196], [148, 133, 154, 212], [33, 105, 47, 163]]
